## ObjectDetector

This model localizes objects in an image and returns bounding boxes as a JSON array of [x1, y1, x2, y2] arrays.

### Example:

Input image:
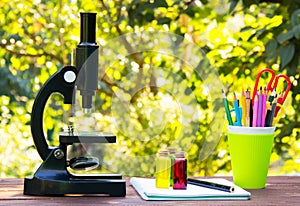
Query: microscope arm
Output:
[[31, 66, 77, 161]]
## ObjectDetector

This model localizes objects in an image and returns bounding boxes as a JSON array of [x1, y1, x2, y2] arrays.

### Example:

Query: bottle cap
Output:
[[175, 151, 185, 158], [158, 150, 169, 156], [167, 147, 176, 154]]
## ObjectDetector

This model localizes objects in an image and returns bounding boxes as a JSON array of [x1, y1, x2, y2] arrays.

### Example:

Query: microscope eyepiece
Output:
[[80, 12, 96, 44], [75, 12, 99, 111]]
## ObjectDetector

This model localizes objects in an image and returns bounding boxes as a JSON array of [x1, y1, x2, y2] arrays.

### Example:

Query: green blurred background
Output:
[[0, 0, 299, 177]]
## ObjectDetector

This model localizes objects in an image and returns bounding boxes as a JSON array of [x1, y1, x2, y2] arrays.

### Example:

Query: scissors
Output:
[[252, 68, 292, 116]]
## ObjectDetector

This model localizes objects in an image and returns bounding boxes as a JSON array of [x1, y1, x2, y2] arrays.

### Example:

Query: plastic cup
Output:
[[227, 125, 275, 189]]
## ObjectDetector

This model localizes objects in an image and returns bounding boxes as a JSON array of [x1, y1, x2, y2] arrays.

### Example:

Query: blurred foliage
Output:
[[0, 0, 299, 177]]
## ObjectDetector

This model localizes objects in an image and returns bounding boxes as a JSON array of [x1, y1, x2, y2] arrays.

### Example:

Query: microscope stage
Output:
[[59, 132, 116, 144]]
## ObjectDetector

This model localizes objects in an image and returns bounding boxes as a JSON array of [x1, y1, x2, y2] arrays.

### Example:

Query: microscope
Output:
[[23, 13, 126, 196]]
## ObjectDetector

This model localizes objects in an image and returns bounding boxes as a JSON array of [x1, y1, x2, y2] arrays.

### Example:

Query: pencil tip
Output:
[[246, 90, 250, 98]]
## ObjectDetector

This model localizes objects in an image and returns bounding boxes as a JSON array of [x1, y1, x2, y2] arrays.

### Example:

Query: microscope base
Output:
[[23, 148, 126, 196], [24, 174, 126, 196]]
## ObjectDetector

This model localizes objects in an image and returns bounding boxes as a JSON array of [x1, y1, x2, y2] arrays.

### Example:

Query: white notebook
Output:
[[130, 177, 251, 201]]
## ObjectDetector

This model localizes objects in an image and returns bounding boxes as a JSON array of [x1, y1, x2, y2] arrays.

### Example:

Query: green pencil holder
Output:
[[228, 126, 275, 189]]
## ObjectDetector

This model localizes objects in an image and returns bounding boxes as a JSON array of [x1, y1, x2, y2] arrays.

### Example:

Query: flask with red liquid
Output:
[[173, 151, 187, 189]]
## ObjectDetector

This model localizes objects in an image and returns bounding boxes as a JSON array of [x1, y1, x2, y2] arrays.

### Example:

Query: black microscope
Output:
[[23, 13, 126, 196]]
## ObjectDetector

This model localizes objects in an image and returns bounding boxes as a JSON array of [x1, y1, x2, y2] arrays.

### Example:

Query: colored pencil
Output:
[[245, 89, 251, 127], [268, 96, 277, 127], [234, 92, 242, 126], [261, 86, 267, 127], [222, 89, 233, 125], [257, 87, 263, 127], [268, 88, 276, 103], [252, 93, 258, 127], [241, 89, 246, 126]]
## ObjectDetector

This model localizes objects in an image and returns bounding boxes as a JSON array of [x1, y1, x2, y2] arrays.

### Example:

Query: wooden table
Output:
[[0, 176, 299, 205]]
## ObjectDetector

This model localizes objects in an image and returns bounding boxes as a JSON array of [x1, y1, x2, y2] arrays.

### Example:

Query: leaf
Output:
[[144, 11, 154, 22], [183, 5, 195, 17], [265, 39, 278, 54], [266, 15, 283, 29], [256, 26, 267, 39], [229, 0, 239, 14], [152, 0, 168, 8], [276, 30, 294, 44], [291, 9, 300, 26], [288, 52, 300, 75], [157, 17, 171, 25], [242, 0, 259, 8], [265, 39, 279, 62], [292, 24, 300, 39], [266, 48, 279, 63], [240, 26, 253, 32], [280, 43, 295, 69]]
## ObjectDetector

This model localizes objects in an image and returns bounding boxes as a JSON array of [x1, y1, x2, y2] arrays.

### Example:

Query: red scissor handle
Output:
[[274, 74, 292, 105], [252, 68, 292, 106], [252, 68, 275, 105]]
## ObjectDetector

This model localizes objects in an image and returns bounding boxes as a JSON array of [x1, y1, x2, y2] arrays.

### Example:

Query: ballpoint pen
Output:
[[188, 178, 235, 193]]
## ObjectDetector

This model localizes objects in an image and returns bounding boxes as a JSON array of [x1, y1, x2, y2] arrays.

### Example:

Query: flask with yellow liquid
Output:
[[155, 150, 171, 188]]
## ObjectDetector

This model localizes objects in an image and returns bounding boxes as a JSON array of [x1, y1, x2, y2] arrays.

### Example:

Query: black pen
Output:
[[187, 178, 234, 193]]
